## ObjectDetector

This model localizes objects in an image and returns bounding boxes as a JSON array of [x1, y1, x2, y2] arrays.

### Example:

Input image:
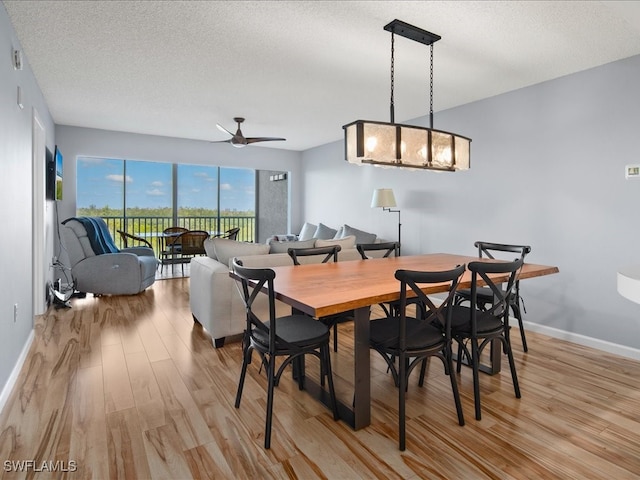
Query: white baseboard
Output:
[[0, 329, 35, 414], [524, 321, 640, 361]]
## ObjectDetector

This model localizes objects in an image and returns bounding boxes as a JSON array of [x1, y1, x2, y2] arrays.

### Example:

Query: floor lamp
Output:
[[371, 188, 401, 255]]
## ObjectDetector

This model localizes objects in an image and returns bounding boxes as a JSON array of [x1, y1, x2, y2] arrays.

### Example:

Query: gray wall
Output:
[[257, 170, 289, 243], [0, 5, 55, 402], [302, 53, 640, 356]]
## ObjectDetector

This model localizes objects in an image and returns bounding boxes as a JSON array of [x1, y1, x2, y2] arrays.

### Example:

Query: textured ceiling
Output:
[[4, 1, 640, 151]]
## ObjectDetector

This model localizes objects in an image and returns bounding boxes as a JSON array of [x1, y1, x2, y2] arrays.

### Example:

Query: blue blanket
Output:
[[63, 217, 119, 255]]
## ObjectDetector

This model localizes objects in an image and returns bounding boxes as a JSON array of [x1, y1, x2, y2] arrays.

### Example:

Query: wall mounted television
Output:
[[46, 145, 63, 201], [54, 146, 63, 200]]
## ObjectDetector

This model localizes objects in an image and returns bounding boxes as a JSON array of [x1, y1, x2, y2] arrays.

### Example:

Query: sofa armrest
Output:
[[121, 246, 155, 257], [190, 256, 243, 344]]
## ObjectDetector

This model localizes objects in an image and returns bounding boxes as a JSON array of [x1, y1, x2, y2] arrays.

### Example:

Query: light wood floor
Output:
[[1, 277, 639, 479]]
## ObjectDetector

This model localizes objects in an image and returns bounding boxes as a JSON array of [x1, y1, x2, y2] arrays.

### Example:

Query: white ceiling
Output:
[[5, 1, 640, 151]]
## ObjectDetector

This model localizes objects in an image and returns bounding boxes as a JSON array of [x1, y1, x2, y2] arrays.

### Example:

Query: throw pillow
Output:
[[313, 223, 337, 240], [342, 224, 377, 244], [269, 238, 316, 254], [333, 225, 344, 239], [315, 235, 356, 250], [298, 222, 317, 241], [212, 238, 270, 266]]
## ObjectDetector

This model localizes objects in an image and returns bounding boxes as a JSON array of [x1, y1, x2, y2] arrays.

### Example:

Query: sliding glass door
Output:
[[77, 157, 256, 245]]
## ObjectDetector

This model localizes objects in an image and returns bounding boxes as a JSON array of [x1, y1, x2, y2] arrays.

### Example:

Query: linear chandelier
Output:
[[343, 19, 471, 172]]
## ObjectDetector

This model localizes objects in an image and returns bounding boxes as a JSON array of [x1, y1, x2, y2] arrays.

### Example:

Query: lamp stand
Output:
[[384, 207, 401, 255]]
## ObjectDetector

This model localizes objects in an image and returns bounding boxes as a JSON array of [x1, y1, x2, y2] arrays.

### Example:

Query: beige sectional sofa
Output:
[[190, 235, 369, 347]]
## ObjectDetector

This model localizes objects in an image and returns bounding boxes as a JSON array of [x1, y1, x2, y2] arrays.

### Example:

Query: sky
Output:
[[76, 157, 256, 211]]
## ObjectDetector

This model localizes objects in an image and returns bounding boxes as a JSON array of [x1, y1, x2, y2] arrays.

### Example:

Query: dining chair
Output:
[[369, 265, 466, 451], [117, 229, 153, 249], [356, 242, 424, 318], [231, 258, 339, 449], [287, 245, 351, 352], [450, 257, 524, 420], [454, 241, 532, 351], [356, 241, 399, 260], [159, 226, 189, 273]]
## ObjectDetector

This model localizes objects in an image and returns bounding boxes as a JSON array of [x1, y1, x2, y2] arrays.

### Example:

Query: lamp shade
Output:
[[371, 188, 397, 208]]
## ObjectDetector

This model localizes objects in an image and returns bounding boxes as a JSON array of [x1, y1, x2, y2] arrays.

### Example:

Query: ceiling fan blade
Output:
[[210, 139, 232, 144], [245, 137, 286, 144], [216, 123, 234, 136]]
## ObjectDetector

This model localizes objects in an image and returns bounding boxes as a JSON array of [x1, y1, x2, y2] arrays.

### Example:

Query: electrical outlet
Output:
[[13, 303, 18, 323]]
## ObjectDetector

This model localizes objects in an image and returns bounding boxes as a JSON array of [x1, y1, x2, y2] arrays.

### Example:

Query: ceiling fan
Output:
[[213, 117, 286, 148]]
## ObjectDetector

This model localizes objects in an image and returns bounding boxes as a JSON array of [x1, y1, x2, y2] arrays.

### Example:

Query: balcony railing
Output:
[[101, 215, 255, 254]]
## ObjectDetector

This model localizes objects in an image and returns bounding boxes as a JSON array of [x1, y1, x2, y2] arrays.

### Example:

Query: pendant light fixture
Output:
[[343, 20, 471, 172]]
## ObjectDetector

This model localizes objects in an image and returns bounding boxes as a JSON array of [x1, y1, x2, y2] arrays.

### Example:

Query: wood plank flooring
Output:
[[1, 277, 639, 479]]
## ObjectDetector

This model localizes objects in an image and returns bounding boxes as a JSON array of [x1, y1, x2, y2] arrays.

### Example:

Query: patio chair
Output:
[[160, 226, 188, 273], [117, 230, 153, 249]]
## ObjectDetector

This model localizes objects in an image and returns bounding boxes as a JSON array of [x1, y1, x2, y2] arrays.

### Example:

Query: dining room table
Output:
[[231, 252, 559, 430]]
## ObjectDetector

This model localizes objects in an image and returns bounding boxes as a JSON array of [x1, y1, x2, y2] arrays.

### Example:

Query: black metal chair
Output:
[[356, 242, 425, 319], [356, 241, 399, 260], [287, 245, 351, 352], [214, 227, 241, 241], [451, 257, 524, 420], [369, 265, 466, 451], [117, 230, 153, 249], [231, 258, 339, 449], [454, 242, 532, 352]]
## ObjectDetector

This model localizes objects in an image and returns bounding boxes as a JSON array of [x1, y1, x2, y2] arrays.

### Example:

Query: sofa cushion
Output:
[[211, 238, 270, 266], [342, 224, 377, 244], [269, 238, 316, 254], [315, 235, 356, 250], [314, 223, 337, 240], [298, 222, 317, 241]]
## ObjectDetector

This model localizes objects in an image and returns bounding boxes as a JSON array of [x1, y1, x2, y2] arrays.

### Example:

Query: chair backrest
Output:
[[117, 230, 152, 249], [392, 265, 466, 348], [468, 257, 525, 320], [177, 230, 210, 255], [164, 226, 189, 247], [225, 227, 241, 240], [474, 241, 530, 295], [287, 245, 341, 266], [357, 241, 399, 259], [475, 241, 531, 261], [231, 258, 279, 352]]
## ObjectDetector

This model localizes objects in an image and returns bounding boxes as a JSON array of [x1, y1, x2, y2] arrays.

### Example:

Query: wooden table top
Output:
[[264, 253, 559, 317]]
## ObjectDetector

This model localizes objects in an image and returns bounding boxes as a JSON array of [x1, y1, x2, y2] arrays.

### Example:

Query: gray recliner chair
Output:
[[61, 217, 158, 295]]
